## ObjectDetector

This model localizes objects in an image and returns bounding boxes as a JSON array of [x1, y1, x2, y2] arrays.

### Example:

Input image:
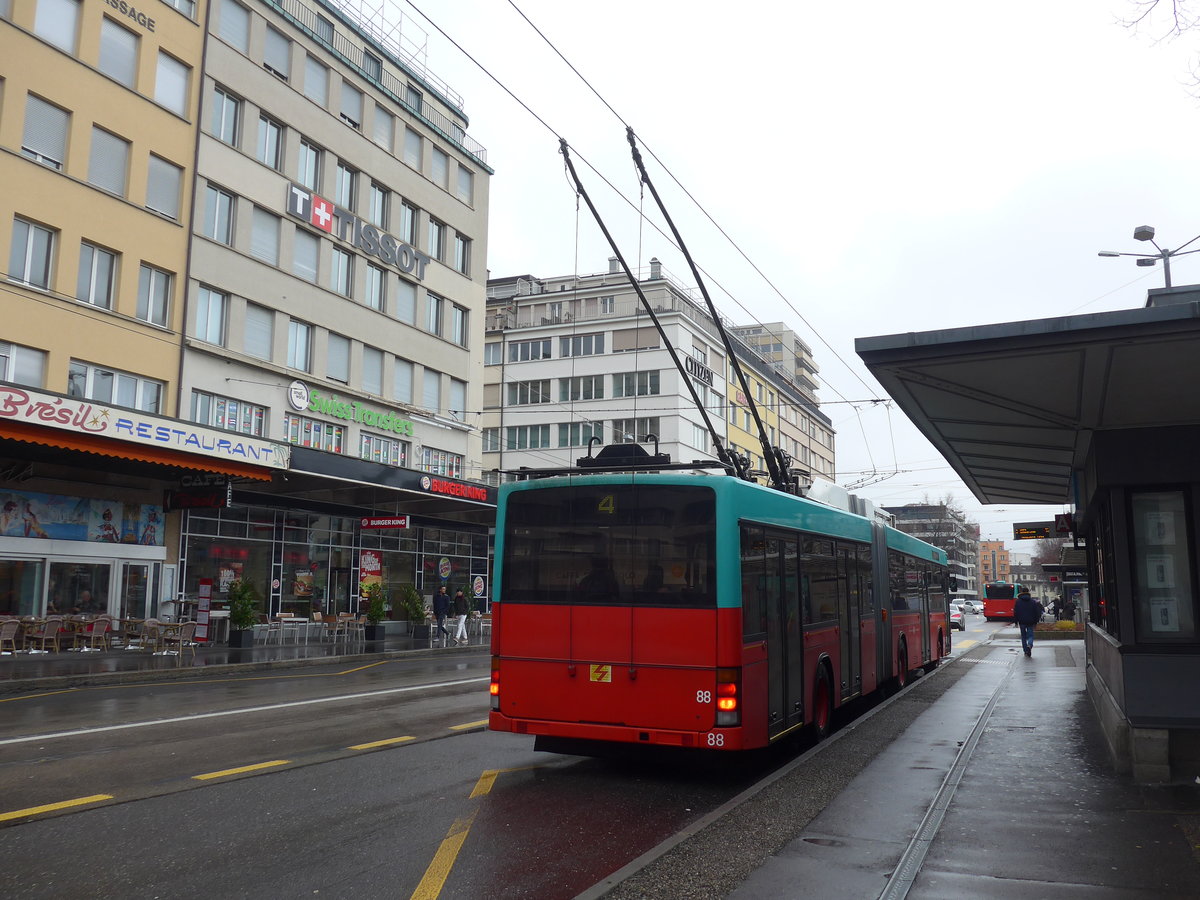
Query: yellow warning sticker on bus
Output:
[[589, 664, 612, 683]]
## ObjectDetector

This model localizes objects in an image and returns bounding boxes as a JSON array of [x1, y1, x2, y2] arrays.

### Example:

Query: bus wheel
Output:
[[895, 640, 908, 689], [813, 665, 834, 741]]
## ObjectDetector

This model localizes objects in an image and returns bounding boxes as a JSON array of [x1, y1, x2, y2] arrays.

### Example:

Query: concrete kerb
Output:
[[0, 643, 490, 695]]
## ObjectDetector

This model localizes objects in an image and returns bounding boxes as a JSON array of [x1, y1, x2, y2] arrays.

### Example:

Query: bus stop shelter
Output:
[[856, 285, 1200, 781]]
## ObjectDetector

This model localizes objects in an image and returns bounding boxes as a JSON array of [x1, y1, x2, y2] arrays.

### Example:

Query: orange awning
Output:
[[0, 420, 275, 481]]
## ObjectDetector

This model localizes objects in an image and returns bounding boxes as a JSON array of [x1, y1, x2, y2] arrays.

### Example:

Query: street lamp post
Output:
[[1098, 226, 1200, 288]]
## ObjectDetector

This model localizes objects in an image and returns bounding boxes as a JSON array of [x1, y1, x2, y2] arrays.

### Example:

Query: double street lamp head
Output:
[[1097, 225, 1200, 289]]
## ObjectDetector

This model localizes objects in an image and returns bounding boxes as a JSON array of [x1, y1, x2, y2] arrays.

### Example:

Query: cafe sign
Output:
[[0, 386, 289, 469]]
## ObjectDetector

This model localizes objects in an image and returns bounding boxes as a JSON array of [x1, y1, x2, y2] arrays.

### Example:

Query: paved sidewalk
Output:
[[728, 631, 1200, 899], [0, 628, 488, 692]]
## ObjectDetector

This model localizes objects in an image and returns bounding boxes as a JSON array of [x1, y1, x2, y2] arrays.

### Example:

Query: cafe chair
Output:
[[0, 618, 20, 654], [26, 616, 64, 653], [76, 617, 112, 652], [161, 621, 197, 660]]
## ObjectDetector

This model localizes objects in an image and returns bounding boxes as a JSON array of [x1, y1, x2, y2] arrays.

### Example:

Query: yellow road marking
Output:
[[334, 661, 389, 675], [411, 809, 479, 900], [956, 639, 978, 648], [450, 719, 488, 731], [0, 689, 79, 703], [192, 760, 290, 780], [348, 735, 415, 750], [0, 794, 113, 822]]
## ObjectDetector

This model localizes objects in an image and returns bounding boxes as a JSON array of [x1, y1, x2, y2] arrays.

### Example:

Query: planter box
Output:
[[228, 629, 255, 648], [363, 623, 386, 642], [411, 624, 431, 640]]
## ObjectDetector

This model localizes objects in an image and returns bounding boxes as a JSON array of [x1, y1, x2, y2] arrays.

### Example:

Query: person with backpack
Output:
[[1013, 590, 1044, 657]]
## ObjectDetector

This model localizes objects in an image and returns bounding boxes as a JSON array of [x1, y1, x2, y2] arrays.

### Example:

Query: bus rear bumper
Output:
[[488, 712, 743, 751]]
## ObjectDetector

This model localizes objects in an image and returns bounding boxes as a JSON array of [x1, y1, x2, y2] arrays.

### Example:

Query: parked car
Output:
[[950, 605, 966, 631]]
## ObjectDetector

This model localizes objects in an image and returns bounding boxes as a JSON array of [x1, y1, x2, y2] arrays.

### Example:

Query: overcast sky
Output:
[[367, 0, 1200, 545]]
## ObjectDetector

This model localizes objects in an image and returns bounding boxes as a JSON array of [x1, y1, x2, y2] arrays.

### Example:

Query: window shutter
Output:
[[89, 128, 128, 195], [23, 96, 68, 165], [146, 156, 181, 218], [264, 27, 290, 77], [244, 305, 273, 359]]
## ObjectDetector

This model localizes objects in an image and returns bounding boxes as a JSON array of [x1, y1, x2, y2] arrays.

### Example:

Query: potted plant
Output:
[[362, 583, 387, 643], [226, 579, 260, 648], [399, 583, 429, 638]]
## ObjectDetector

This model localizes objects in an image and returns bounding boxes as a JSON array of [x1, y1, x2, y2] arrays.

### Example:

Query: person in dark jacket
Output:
[[1013, 590, 1044, 657], [433, 586, 452, 645]]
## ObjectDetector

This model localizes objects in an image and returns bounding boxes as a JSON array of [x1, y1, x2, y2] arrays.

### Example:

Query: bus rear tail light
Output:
[[715, 667, 740, 727], [490, 657, 500, 710]]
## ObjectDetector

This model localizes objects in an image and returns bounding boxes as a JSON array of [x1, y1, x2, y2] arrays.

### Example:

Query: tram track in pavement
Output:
[[582, 640, 1002, 900]]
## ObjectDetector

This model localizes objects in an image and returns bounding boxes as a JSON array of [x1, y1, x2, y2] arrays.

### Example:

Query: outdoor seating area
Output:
[[0, 614, 204, 663]]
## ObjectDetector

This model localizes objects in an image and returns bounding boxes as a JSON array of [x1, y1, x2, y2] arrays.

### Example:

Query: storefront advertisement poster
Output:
[[1145, 511, 1176, 546], [0, 490, 163, 546], [1146, 554, 1175, 589], [1149, 597, 1181, 632]]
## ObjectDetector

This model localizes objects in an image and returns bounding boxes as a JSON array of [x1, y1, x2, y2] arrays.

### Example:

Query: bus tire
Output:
[[895, 639, 909, 689], [812, 664, 834, 741]]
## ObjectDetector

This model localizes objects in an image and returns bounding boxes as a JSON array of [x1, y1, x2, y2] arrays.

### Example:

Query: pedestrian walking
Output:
[[1013, 589, 1044, 657], [433, 586, 452, 645], [452, 589, 469, 644]]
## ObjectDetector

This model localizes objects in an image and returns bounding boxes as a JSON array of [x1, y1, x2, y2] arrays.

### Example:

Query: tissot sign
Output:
[[286, 183, 431, 280]]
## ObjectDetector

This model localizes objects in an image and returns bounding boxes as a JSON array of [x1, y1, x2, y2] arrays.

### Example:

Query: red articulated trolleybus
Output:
[[487, 462, 950, 755], [982, 581, 1023, 621]]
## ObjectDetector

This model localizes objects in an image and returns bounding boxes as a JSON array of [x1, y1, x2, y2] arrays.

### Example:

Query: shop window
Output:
[[1131, 490, 1196, 641]]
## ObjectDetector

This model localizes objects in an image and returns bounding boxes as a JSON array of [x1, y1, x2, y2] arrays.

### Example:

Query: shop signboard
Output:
[[361, 515, 409, 529], [195, 578, 212, 643]]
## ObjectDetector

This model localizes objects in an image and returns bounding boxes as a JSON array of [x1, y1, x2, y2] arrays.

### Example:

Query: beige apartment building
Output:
[[979, 539, 1011, 584]]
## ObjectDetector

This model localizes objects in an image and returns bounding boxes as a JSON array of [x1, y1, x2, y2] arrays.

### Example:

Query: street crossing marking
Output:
[[349, 736, 415, 750], [0, 794, 113, 822], [192, 760, 290, 780]]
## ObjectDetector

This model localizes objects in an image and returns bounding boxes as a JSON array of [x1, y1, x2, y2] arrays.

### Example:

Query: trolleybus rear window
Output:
[[502, 484, 716, 607]]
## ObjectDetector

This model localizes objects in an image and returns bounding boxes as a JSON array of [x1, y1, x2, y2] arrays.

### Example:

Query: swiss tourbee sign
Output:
[[286, 183, 432, 280]]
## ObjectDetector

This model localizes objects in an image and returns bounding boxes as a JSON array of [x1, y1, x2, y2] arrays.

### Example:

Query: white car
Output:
[[949, 605, 966, 630], [963, 600, 984, 615]]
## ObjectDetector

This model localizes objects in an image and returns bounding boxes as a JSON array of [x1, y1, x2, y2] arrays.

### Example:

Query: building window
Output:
[[600, 295, 615, 314], [287, 319, 311, 371], [613, 371, 660, 398], [482, 428, 500, 452], [422, 368, 441, 411], [340, 82, 362, 130], [327, 332, 349, 382], [362, 51, 382, 81], [76, 242, 117, 309], [283, 412, 344, 453], [137, 264, 171, 326], [293, 230, 319, 282], [431, 147, 449, 189], [558, 421, 603, 448], [396, 279, 416, 324], [68, 360, 162, 413], [244, 303, 273, 359], [21, 95, 68, 170], [368, 183, 389, 228], [9, 219, 55, 289], [450, 305, 468, 347], [363, 346, 383, 395], [204, 184, 235, 244], [211, 86, 240, 145], [335, 162, 356, 208], [484, 343, 502, 366], [399, 202, 417, 245], [403, 127, 422, 168], [448, 378, 466, 420], [88, 127, 128, 196], [155, 52, 189, 116], [257, 115, 282, 170], [365, 263, 386, 311], [374, 106, 394, 152], [0, 340, 46, 387], [613, 417, 660, 444], [457, 166, 474, 204], [454, 234, 470, 275], [360, 433, 407, 467], [689, 422, 709, 452], [330, 247, 353, 296], [263, 26, 290, 80], [507, 380, 551, 405], [250, 207, 280, 265], [34, 0, 80, 52], [405, 85, 422, 114], [314, 14, 334, 43], [427, 219, 444, 259], [561, 333, 605, 357], [99, 18, 138, 87], [146, 155, 182, 219], [393, 357, 413, 403], [218, 0, 249, 52], [509, 339, 551, 362], [426, 291, 443, 336], [304, 56, 328, 107], [505, 425, 551, 450], [560, 375, 603, 401], [196, 286, 227, 345], [192, 390, 266, 436], [298, 139, 321, 191], [419, 447, 462, 479]]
